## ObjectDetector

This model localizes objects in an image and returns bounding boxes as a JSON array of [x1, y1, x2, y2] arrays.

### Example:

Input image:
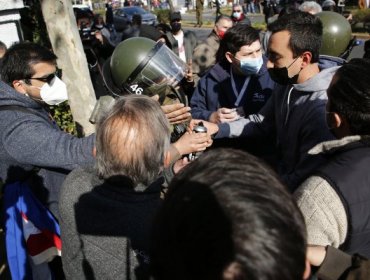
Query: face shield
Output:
[[123, 42, 188, 104]]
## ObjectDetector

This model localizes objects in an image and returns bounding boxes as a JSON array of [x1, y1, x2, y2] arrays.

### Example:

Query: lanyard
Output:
[[230, 66, 251, 107]]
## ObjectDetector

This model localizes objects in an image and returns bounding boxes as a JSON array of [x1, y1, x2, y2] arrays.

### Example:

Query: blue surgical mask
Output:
[[239, 56, 263, 75]]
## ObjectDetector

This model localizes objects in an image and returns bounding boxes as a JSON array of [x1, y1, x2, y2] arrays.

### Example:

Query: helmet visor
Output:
[[124, 42, 188, 95]]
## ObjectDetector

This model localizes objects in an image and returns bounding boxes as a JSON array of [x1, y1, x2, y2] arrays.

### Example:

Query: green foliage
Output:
[[26, 1, 52, 48], [252, 22, 267, 31], [49, 101, 78, 136], [94, 8, 106, 16], [353, 8, 370, 23], [153, 9, 171, 23], [220, 6, 232, 14]]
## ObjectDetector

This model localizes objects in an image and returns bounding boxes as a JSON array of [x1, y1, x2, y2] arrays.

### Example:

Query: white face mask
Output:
[[38, 76, 68, 105], [233, 12, 241, 18]]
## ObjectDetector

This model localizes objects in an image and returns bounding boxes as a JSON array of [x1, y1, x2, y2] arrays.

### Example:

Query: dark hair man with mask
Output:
[[165, 12, 197, 64], [202, 11, 339, 192], [295, 58, 370, 258], [0, 42, 95, 218], [192, 16, 233, 85], [191, 25, 275, 125], [191, 25, 276, 158]]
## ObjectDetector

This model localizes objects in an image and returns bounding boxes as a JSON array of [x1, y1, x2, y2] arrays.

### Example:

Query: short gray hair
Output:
[[232, 4, 242, 10], [95, 95, 170, 186], [298, 1, 322, 14], [215, 15, 232, 26]]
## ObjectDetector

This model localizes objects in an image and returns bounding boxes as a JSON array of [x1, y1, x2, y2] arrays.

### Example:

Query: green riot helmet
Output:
[[104, 37, 188, 104], [317, 11, 352, 57]]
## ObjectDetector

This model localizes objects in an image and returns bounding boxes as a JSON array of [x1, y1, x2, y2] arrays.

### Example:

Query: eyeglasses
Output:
[[27, 69, 62, 85]]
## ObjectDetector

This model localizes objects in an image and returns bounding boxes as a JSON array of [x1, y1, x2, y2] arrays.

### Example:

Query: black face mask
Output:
[[268, 57, 301, 85], [170, 22, 181, 33]]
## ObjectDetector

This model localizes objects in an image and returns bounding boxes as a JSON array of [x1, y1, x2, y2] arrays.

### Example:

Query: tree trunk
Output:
[[40, 0, 96, 136], [168, 0, 175, 12]]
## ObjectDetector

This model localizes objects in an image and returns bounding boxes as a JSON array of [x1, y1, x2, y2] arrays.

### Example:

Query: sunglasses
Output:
[[27, 69, 62, 85], [233, 9, 241, 12]]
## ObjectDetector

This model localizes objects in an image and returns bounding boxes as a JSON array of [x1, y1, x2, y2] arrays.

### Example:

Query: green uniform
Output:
[[196, 0, 204, 26]]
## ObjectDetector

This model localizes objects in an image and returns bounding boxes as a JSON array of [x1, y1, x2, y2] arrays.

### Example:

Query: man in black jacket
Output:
[[165, 12, 197, 64], [295, 58, 370, 258]]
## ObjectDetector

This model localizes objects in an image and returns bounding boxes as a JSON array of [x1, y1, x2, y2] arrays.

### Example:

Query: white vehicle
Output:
[[72, 4, 91, 10]]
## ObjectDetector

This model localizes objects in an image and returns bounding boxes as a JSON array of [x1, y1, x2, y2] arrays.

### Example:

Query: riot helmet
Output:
[[103, 37, 188, 104], [317, 11, 352, 57]]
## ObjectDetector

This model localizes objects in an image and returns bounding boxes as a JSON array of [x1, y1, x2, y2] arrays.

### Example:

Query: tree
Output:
[[40, 0, 96, 135], [167, 0, 175, 12]]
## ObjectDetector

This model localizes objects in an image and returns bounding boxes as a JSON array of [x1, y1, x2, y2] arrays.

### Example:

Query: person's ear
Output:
[[303, 259, 311, 280], [301, 51, 312, 68], [327, 111, 342, 129], [302, 52, 312, 68], [92, 146, 97, 158], [225, 52, 234, 64], [12, 80, 27, 94], [151, 94, 160, 102], [163, 150, 171, 168], [223, 262, 243, 279]]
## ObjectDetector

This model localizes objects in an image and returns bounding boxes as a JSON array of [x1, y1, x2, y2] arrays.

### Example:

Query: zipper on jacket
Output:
[[283, 86, 294, 125]]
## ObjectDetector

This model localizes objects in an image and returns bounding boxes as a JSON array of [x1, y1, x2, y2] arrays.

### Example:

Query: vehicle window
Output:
[[124, 7, 146, 15]]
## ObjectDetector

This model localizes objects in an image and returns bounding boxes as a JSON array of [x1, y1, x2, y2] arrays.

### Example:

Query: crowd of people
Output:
[[1, 1, 370, 280]]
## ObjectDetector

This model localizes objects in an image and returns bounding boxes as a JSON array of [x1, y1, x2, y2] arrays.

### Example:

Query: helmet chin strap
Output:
[[169, 84, 188, 106]]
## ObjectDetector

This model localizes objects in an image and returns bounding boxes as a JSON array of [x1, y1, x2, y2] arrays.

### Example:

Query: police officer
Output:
[[98, 37, 212, 161], [316, 11, 353, 59], [195, 0, 204, 27]]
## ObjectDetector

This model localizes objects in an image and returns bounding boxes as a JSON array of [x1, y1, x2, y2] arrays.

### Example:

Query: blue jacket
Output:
[[190, 56, 276, 121], [0, 81, 95, 218]]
